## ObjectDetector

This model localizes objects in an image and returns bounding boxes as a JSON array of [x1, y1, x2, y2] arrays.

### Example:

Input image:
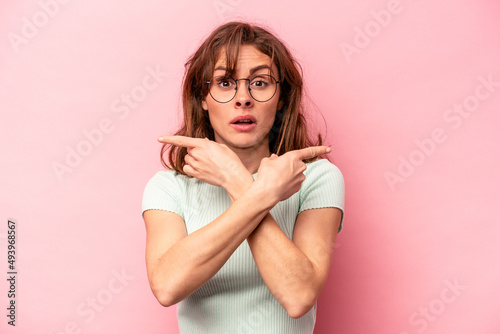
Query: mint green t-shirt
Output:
[[142, 158, 345, 334]]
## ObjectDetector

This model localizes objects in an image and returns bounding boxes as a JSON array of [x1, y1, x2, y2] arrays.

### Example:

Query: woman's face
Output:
[[202, 45, 282, 155]]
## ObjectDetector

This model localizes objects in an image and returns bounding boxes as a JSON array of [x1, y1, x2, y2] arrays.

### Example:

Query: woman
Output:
[[142, 21, 345, 333]]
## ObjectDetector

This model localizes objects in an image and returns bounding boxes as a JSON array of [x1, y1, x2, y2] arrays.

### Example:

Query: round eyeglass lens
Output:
[[208, 76, 237, 103], [208, 75, 278, 103], [248, 75, 278, 102]]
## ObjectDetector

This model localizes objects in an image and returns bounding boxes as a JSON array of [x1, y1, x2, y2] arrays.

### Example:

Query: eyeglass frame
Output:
[[205, 74, 280, 103]]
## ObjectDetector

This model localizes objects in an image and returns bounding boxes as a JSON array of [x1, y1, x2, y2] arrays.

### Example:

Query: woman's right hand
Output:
[[255, 146, 331, 204], [158, 135, 250, 190]]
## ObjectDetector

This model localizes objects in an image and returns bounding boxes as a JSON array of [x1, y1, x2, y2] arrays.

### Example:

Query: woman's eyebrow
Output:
[[249, 64, 272, 75], [213, 64, 272, 75], [214, 66, 228, 72]]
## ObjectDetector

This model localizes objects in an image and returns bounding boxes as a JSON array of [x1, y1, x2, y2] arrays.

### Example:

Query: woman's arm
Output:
[[144, 180, 274, 307], [225, 153, 343, 318], [144, 136, 330, 307], [247, 208, 342, 318]]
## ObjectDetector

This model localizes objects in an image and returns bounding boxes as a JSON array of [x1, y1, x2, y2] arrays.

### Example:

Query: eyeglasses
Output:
[[205, 74, 280, 103]]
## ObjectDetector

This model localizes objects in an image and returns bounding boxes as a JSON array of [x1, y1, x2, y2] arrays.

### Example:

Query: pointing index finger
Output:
[[295, 146, 331, 160], [158, 135, 206, 147]]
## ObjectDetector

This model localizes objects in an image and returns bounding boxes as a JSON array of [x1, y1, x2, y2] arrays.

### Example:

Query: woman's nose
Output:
[[234, 80, 253, 107]]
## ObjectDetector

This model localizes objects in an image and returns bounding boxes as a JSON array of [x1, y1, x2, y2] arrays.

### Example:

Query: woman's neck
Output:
[[232, 144, 271, 175]]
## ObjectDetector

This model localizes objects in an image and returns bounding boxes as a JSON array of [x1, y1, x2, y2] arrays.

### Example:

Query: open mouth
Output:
[[231, 115, 257, 125], [230, 116, 257, 131], [233, 120, 254, 124]]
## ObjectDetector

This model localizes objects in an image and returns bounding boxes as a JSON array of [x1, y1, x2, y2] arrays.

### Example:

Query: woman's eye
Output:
[[217, 79, 234, 88], [251, 79, 267, 87]]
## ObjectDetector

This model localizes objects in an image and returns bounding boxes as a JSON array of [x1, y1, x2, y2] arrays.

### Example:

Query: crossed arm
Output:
[[143, 136, 342, 318]]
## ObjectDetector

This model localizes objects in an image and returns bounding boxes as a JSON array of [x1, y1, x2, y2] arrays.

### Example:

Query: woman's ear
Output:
[[202, 100, 208, 111]]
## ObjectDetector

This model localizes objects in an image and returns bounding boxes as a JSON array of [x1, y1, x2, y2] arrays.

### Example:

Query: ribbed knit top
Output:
[[142, 158, 345, 334]]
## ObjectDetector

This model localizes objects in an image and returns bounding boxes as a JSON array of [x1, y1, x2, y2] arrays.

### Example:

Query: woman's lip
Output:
[[231, 123, 257, 131], [230, 115, 257, 123]]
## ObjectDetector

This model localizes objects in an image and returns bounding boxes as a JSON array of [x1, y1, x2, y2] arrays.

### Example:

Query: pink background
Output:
[[1, 0, 500, 333]]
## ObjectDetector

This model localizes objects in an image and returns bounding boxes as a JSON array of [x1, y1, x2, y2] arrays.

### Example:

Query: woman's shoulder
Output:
[[148, 168, 190, 182], [149, 168, 178, 179], [304, 158, 343, 180], [144, 168, 193, 192], [142, 169, 190, 217]]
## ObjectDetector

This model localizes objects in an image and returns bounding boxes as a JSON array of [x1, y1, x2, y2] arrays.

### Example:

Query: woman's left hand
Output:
[[158, 136, 250, 191]]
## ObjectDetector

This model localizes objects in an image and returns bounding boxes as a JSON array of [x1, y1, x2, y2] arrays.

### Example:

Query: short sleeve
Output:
[[298, 159, 345, 232], [142, 171, 185, 219]]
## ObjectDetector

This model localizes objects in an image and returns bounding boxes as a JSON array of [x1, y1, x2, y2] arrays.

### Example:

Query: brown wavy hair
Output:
[[161, 21, 326, 174]]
